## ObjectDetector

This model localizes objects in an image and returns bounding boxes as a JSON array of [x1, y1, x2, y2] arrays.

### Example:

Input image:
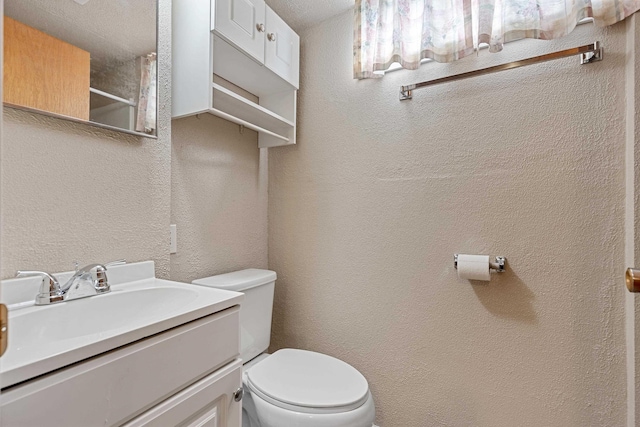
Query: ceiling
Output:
[[5, 0, 156, 69], [266, 0, 354, 32], [3, 0, 351, 67]]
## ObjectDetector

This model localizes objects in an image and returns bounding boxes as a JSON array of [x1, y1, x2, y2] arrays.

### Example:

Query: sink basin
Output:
[[13, 287, 199, 343], [0, 262, 243, 388]]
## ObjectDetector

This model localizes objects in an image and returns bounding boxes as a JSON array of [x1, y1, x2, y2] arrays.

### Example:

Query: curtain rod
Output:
[[399, 41, 602, 101]]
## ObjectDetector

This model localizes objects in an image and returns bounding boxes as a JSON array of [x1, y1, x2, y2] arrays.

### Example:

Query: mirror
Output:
[[3, 0, 157, 138]]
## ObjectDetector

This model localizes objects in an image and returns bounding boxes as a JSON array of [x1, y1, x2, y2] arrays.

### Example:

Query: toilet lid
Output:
[[247, 349, 370, 412]]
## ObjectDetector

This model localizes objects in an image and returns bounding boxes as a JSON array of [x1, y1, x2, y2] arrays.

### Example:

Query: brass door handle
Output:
[[626, 268, 640, 292], [0, 304, 7, 357]]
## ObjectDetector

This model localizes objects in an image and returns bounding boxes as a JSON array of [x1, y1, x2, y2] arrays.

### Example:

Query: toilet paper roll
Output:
[[456, 254, 491, 281]]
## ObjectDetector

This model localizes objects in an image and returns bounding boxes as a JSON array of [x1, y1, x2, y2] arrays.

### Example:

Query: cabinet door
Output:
[[264, 7, 299, 89], [214, 0, 266, 64], [122, 359, 243, 427]]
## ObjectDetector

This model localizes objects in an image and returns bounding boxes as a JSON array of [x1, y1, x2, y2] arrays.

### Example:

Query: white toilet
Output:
[[192, 269, 376, 427]]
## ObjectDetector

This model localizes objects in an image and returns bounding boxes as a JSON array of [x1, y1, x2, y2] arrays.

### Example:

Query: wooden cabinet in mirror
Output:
[[3, 0, 158, 138]]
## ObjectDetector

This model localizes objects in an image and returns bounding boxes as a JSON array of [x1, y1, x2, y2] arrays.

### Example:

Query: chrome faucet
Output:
[[17, 260, 125, 305]]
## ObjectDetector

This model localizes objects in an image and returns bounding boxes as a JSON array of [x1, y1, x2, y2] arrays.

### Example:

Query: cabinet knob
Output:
[[267, 33, 276, 42], [233, 387, 244, 402], [256, 23, 265, 33]]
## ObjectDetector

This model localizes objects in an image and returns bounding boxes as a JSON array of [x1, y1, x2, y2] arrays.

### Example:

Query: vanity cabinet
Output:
[[1, 308, 242, 427], [173, 0, 299, 148]]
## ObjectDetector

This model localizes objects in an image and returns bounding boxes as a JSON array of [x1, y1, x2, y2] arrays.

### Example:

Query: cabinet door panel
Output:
[[123, 360, 243, 427], [214, 0, 266, 63], [265, 7, 299, 88]]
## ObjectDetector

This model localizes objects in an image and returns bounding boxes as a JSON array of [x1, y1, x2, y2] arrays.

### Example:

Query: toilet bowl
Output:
[[243, 350, 375, 427], [192, 269, 376, 427]]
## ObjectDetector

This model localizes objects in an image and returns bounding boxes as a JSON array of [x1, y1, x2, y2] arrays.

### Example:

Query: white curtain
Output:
[[136, 53, 157, 134], [354, 0, 640, 79]]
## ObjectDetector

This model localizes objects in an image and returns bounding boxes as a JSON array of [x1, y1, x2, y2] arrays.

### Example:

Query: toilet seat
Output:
[[246, 349, 370, 415]]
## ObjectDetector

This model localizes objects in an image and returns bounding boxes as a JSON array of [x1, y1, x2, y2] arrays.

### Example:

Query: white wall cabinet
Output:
[[174, 0, 299, 148], [213, 0, 299, 88]]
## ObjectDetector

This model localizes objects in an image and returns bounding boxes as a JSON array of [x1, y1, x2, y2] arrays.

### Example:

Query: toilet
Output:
[[192, 269, 376, 427]]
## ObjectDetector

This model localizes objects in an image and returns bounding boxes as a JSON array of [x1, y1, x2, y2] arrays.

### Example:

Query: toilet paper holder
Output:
[[454, 255, 506, 273]]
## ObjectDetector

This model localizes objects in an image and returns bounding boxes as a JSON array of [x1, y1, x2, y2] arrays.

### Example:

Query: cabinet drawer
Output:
[[123, 359, 242, 427], [1, 307, 240, 427]]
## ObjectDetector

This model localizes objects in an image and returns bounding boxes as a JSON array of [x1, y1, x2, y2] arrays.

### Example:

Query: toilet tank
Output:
[[192, 269, 276, 363]]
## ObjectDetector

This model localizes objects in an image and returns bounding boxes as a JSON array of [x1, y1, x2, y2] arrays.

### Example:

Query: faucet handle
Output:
[[92, 265, 109, 292], [92, 260, 124, 293], [16, 271, 63, 304]]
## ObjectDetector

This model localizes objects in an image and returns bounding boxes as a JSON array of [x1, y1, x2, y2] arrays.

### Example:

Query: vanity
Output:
[[0, 261, 244, 427]]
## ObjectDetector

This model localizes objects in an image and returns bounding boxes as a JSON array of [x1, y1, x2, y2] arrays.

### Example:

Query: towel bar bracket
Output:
[[580, 45, 603, 64]]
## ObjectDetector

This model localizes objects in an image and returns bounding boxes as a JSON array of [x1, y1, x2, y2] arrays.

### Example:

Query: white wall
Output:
[[170, 114, 268, 282], [268, 13, 629, 426]]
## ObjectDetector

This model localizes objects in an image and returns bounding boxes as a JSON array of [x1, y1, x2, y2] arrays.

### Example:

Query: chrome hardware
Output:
[[61, 263, 110, 300], [580, 41, 603, 64], [491, 256, 506, 273], [627, 268, 640, 293], [267, 33, 276, 42], [0, 304, 8, 357], [17, 271, 63, 305], [256, 23, 265, 33], [233, 387, 244, 402], [399, 88, 412, 101], [17, 260, 124, 305], [454, 255, 506, 273], [400, 41, 603, 101]]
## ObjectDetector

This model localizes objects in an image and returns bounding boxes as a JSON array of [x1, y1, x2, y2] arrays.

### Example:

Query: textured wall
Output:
[[170, 114, 268, 282], [0, 0, 172, 278], [0, 0, 269, 282], [268, 13, 628, 427]]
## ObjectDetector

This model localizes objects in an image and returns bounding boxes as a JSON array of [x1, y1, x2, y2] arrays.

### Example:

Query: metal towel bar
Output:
[[399, 41, 603, 100]]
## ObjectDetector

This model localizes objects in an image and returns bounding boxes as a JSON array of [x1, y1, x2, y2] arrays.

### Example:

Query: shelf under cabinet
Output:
[[211, 82, 294, 144], [208, 108, 289, 143]]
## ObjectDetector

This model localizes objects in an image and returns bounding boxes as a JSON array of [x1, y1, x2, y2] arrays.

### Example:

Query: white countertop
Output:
[[0, 261, 243, 389]]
